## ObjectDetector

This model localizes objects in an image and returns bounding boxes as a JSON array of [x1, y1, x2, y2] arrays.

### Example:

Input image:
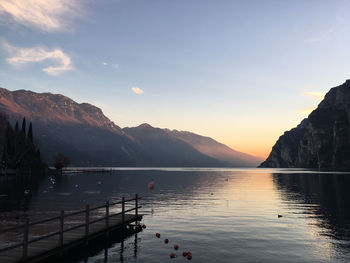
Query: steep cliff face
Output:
[[260, 80, 350, 170]]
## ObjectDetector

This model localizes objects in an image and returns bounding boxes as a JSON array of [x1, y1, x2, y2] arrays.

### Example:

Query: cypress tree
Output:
[[21, 118, 26, 134], [15, 121, 19, 133], [28, 122, 33, 141], [1, 117, 46, 169], [3, 122, 15, 168]]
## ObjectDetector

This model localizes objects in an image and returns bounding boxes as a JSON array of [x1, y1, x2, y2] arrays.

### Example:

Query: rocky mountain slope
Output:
[[0, 88, 125, 134], [0, 87, 260, 167], [0, 88, 136, 166], [260, 79, 350, 170]]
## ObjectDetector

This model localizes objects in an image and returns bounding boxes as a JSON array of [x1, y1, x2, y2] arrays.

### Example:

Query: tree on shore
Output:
[[53, 153, 70, 170], [28, 122, 33, 142], [0, 112, 7, 159], [1, 116, 45, 169], [21, 117, 26, 134]]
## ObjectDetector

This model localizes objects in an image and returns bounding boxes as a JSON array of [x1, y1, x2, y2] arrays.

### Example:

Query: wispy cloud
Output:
[[303, 92, 325, 101], [305, 27, 335, 43], [297, 107, 316, 115], [1, 40, 74, 75], [102, 62, 120, 70], [0, 0, 83, 32], [131, 86, 143, 94]]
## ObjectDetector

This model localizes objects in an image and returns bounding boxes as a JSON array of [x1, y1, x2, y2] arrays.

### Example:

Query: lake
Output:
[[0, 168, 350, 262]]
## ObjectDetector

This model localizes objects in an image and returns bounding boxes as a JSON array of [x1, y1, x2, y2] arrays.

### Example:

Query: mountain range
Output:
[[0, 87, 262, 167], [260, 79, 350, 170]]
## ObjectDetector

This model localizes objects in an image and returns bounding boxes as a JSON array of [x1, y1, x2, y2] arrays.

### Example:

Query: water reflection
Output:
[[77, 228, 140, 263], [1, 169, 350, 262], [273, 173, 350, 253], [0, 171, 47, 214]]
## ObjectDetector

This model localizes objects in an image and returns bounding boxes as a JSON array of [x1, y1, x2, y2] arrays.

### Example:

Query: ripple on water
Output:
[[1, 169, 350, 263]]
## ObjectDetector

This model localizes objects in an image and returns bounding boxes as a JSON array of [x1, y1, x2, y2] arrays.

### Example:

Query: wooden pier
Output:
[[0, 195, 142, 263]]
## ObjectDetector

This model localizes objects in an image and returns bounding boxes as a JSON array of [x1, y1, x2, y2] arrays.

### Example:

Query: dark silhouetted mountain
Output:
[[123, 124, 221, 166], [0, 87, 259, 167], [260, 79, 350, 170], [169, 130, 262, 167]]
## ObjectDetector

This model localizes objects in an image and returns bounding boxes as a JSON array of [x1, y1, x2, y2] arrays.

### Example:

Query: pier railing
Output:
[[0, 194, 141, 259]]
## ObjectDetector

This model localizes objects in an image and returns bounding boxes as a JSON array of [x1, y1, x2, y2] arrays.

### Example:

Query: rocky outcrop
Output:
[[260, 79, 350, 170]]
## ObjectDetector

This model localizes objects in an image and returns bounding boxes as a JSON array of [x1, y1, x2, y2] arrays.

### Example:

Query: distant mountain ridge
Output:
[[260, 79, 350, 170], [123, 124, 221, 167], [0, 87, 261, 167], [169, 130, 260, 167]]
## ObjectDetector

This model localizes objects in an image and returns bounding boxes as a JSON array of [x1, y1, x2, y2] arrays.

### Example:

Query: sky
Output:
[[0, 0, 350, 158]]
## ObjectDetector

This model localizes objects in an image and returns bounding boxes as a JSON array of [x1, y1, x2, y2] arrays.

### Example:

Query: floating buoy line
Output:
[[136, 224, 194, 260], [140, 182, 195, 261], [151, 230, 194, 260]]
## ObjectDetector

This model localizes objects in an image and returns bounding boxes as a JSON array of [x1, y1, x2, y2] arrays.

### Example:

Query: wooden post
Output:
[[59, 210, 64, 247], [22, 218, 29, 259], [105, 200, 109, 228], [135, 194, 138, 219], [122, 197, 125, 225], [120, 238, 124, 261], [85, 205, 90, 236], [134, 233, 138, 257]]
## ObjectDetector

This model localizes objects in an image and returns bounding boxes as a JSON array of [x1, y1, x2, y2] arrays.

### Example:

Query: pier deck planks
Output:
[[0, 214, 142, 263]]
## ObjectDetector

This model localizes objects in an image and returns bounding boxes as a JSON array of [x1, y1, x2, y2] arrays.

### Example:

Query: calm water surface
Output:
[[0, 168, 350, 262]]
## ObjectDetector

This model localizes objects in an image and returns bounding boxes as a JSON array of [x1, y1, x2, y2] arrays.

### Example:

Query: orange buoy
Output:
[[187, 254, 192, 260], [148, 181, 154, 190], [141, 224, 146, 229], [164, 238, 169, 243], [169, 253, 175, 259], [182, 251, 188, 257], [174, 244, 179, 250], [156, 233, 160, 238]]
